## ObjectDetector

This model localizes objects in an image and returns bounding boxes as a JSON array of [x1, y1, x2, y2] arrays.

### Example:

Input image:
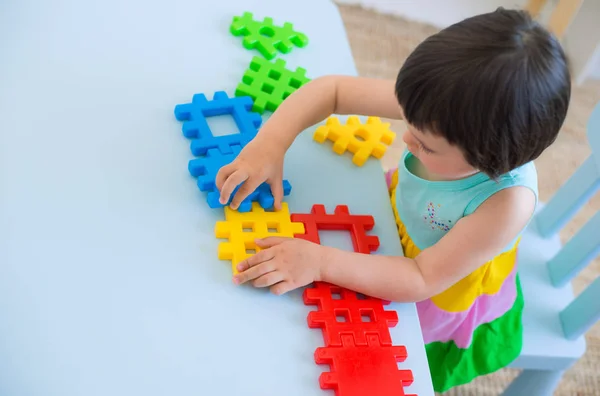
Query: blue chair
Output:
[[502, 102, 600, 395]]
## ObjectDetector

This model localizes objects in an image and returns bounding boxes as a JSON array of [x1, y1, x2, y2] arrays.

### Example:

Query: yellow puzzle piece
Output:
[[313, 116, 396, 166], [214, 202, 305, 275]]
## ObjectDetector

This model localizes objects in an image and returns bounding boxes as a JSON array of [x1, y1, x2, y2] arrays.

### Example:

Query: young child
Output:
[[215, 8, 570, 393]]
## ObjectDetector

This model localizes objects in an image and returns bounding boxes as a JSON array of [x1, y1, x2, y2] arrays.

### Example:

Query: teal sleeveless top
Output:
[[387, 150, 538, 392]]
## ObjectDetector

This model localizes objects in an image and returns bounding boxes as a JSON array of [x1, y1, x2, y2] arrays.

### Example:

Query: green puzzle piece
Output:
[[235, 56, 311, 114], [230, 12, 309, 60]]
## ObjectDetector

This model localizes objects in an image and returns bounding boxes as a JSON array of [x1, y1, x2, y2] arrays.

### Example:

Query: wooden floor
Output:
[[334, 3, 600, 395]]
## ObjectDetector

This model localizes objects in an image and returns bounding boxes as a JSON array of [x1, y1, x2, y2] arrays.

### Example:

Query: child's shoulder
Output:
[[393, 153, 538, 250], [463, 161, 538, 216], [395, 150, 538, 211]]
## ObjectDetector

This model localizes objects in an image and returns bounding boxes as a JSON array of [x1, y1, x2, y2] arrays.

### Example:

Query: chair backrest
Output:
[[533, 101, 600, 340]]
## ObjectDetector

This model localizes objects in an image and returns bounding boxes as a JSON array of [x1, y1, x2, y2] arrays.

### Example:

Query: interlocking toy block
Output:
[[316, 334, 415, 396], [174, 91, 262, 155], [188, 146, 291, 211], [314, 116, 396, 166], [210, 181, 291, 212], [215, 202, 305, 274], [230, 12, 308, 60], [188, 146, 244, 191], [293, 206, 413, 395], [291, 204, 380, 254], [303, 282, 399, 347], [235, 56, 310, 114]]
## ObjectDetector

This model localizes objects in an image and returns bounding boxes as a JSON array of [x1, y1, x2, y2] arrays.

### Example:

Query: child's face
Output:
[[402, 121, 477, 181]]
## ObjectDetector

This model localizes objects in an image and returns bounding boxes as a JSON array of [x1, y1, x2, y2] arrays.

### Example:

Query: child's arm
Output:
[[249, 75, 402, 149], [321, 186, 536, 301], [216, 76, 401, 210], [234, 186, 536, 301]]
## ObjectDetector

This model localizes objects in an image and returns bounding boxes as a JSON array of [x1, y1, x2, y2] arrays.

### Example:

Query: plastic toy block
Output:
[[291, 204, 380, 254], [188, 146, 243, 191], [206, 181, 292, 212], [314, 116, 396, 166], [235, 56, 310, 114], [315, 334, 415, 396], [188, 146, 292, 211], [303, 282, 398, 347], [215, 202, 305, 274], [230, 12, 308, 60], [174, 91, 262, 155]]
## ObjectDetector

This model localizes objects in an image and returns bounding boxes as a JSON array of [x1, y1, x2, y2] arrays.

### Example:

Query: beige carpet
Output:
[[334, 3, 600, 395]]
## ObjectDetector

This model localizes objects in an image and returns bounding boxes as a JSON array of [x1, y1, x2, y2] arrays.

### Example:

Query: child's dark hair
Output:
[[395, 8, 571, 178]]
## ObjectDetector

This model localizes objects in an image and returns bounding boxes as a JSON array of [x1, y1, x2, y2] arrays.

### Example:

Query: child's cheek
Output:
[[421, 156, 440, 171], [425, 157, 456, 177]]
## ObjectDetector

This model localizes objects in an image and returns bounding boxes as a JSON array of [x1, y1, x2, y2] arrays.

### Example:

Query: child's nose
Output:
[[403, 131, 416, 150]]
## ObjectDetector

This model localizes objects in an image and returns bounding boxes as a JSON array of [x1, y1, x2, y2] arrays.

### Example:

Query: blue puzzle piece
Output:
[[206, 180, 293, 212], [174, 91, 262, 155], [187, 145, 292, 212], [188, 146, 242, 191]]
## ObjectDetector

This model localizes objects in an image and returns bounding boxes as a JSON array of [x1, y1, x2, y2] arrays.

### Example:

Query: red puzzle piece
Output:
[[316, 334, 415, 396], [293, 204, 417, 395], [303, 282, 399, 347], [291, 204, 380, 253]]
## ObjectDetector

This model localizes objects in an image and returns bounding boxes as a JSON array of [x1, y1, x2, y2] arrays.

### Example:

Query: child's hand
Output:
[[215, 138, 286, 210], [233, 237, 327, 295]]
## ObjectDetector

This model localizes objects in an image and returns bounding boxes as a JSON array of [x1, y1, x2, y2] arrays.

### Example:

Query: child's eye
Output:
[[419, 142, 434, 154]]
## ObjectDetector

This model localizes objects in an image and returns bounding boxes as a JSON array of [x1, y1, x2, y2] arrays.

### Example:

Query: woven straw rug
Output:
[[334, 3, 600, 395]]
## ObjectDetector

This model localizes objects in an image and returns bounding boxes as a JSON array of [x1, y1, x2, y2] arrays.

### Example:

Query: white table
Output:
[[0, 1, 434, 395]]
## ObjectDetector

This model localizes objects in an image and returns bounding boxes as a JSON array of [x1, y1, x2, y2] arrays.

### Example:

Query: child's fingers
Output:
[[229, 177, 263, 210], [269, 177, 284, 211], [236, 248, 275, 273], [234, 258, 276, 285], [270, 281, 293, 296], [218, 169, 248, 205], [252, 271, 285, 288], [255, 237, 290, 249], [215, 163, 235, 190]]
